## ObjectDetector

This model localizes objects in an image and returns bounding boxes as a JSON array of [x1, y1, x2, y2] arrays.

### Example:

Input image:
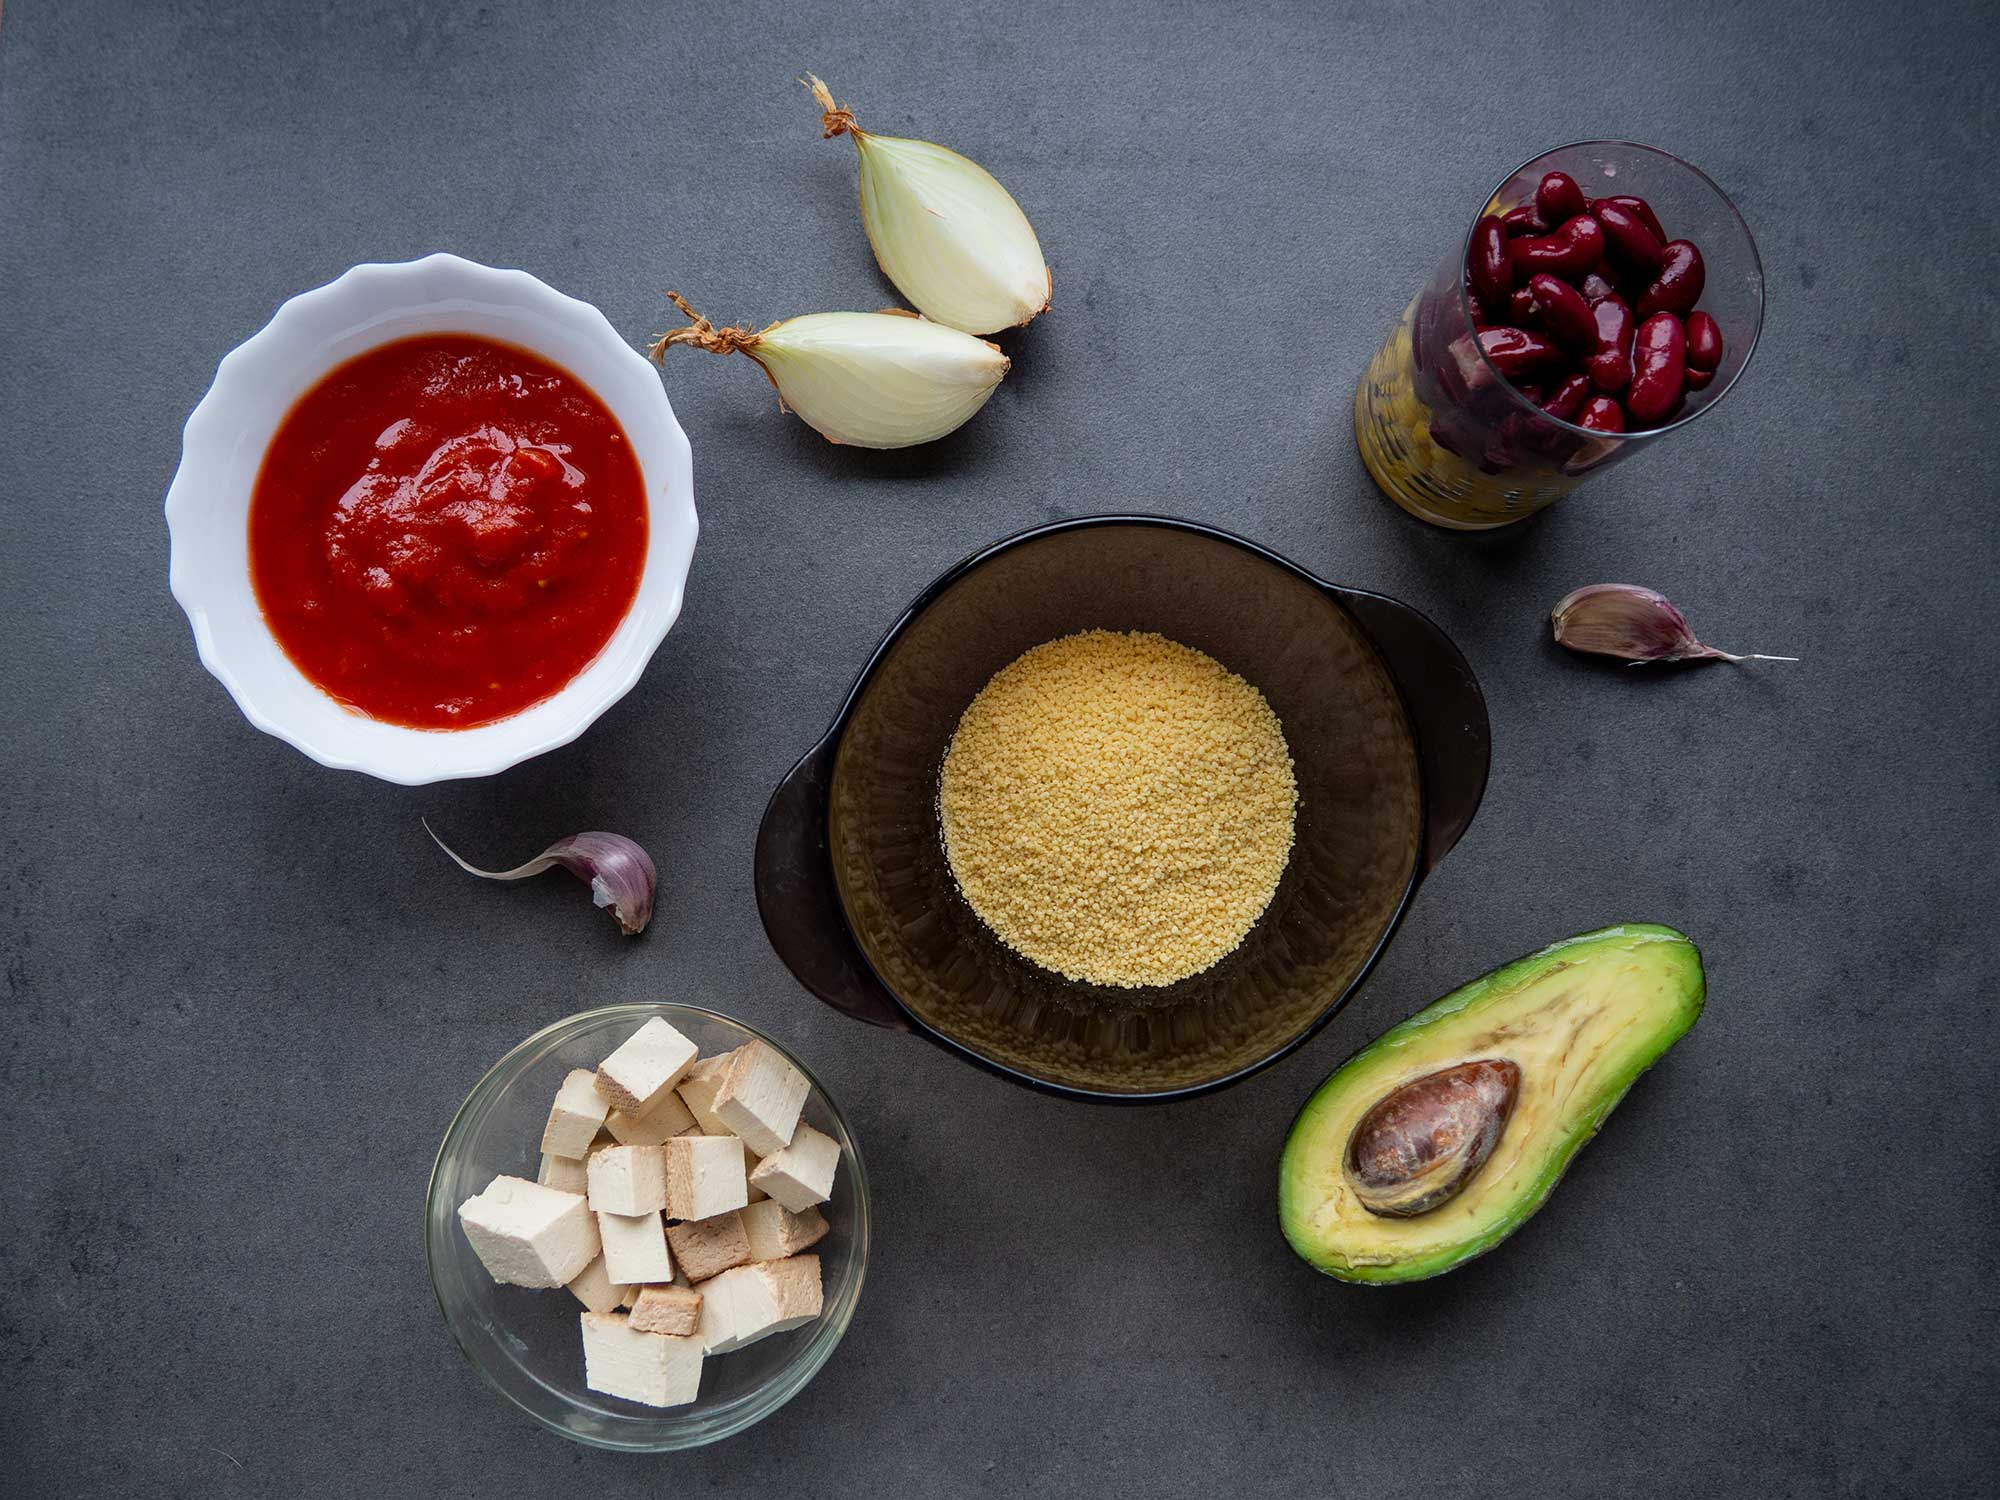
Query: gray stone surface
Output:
[[2, 0, 1995, 1494]]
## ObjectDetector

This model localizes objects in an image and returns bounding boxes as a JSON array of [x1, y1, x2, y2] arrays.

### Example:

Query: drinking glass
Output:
[[1354, 142, 1764, 530]]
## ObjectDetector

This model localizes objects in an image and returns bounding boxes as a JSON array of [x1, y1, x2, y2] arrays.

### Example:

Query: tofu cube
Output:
[[664, 1134, 748, 1221], [566, 1253, 629, 1314], [619, 1282, 643, 1309], [741, 1200, 830, 1263], [739, 1137, 767, 1203], [540, 1069, 611, 1158], [708, 1041, 810, 1155], [586, 1144, 667, 1216], [674, 1050, 739, 1136], [579, 1311, 702, 1408], [748, 1122, 839, 1212], [537, 1152, 588, 1196], [666, 1210, 752, 1283], [628, 1284, 703, 1337], [593, 1018, 699, 1116], [457, 1175, 599, 1288], [598, 1210, 674, 1285], [605, 1086, 697, 1147], [696, 1254, 824, 1353]]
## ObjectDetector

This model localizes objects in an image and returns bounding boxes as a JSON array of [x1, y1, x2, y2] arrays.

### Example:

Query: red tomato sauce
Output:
[[248, 334, 648, 730]]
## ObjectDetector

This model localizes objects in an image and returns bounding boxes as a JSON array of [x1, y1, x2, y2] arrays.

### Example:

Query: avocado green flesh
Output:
[[1278, 924, 1704, 1284]]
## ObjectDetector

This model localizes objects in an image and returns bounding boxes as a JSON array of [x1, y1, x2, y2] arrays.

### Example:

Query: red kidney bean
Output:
[[1684, 310, 1723, 371], [1594, 195, 1666, 242], [1476, 325, 1565, 378], [1595, 200, 1665, 275], [1685, 365, 1715, 390], [1580, 271, 1618, 304], [1508, 285, 1539, 323], [1513, 382, 1544, 402], [1635, 240, 1707, 319], [1509, 215, 1605, 283], [1582, 295, 1635, 392], [1500, 204, 1548, 237], [1577, 395, 1626, 433], [1540, 372, 1590, 422], [1626, 312, 1687, 424], [1467, 214, 1512, 312], [1465, 290, 1490, 326], [1527, 273, 1596, 349], [1536, 172, 1587, 226]]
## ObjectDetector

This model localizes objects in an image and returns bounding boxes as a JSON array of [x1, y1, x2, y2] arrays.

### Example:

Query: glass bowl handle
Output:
[[1329, 587, 1491, 875], [755, 733, 913, 1031]]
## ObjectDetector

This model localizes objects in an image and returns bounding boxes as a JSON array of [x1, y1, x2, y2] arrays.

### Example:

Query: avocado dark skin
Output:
[[1278, 924, 1704, 1284]]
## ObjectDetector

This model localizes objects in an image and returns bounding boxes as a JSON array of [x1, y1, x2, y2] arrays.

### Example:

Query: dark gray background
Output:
[[3, 1, 1994, 1495]]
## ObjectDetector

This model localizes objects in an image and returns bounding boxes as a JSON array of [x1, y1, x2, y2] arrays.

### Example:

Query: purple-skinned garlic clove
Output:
[[1551, 584, 1797, 666], [425, 823, 656, 935]]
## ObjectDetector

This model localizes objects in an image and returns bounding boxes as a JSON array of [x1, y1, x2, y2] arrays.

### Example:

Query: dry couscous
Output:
[[937, 630, 1298, 988]]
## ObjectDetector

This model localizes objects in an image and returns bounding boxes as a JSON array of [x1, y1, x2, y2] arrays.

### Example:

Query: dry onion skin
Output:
[[805, 74, 1050, 337], [649, 293, 1008, 450]]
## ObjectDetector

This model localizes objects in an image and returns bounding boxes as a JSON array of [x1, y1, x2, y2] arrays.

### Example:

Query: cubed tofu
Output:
[[696, 1254, 824, 1353], [598, 1210, 674, 1285], [537, 1152, 589, 1196], [628, 1283, 703, 1337], [741, 1200, 830, 1263], [458, 1175, 599, 1288], [605, 1087, 698, 1147], [740, 1137, 767, 1203], [579, 1311, 703, 1408], [566, 1253, 629, 1314], [747, 1122, 839, 1212], [664, 1134, 748, 1221], [666, 1210, 752, 1283], [587, 1144, 667, 1216], [674, 1050, 739, 1136], [708, 1042, 810, 1156], [540, 1069, 611, 1158], [619, 1282, 644, 1309], [593, 1018, 699, 1116]]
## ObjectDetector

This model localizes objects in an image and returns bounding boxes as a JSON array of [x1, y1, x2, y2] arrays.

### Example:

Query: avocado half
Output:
[[1278, 924, 1704, 1284]]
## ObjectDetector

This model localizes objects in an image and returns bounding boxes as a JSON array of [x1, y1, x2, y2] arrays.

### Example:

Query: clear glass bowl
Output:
[[424, 1003, 869, 1450]]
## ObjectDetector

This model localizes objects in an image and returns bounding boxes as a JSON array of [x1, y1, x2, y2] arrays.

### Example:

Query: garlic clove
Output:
[[806, 75, 1050, 337], [650, 294, 1008, 450], [426, 823, 656, 936], [1551, 584, 1797, 666]]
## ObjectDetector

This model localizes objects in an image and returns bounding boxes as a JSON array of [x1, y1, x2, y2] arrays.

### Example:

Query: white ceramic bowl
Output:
[[165, 253, 698, 785]]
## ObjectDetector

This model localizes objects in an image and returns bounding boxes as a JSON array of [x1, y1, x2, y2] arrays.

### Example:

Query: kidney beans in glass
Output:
[[1509, 215, 1605, 281], [1636, 240, 1707, 319], [1535, 171, 1588, 226], [1476, 326, 1565, 378], [1441, 166, 1726, 452], [1540, 372, 1590, 422], [1577, 395, 1626, 433], [1583, 296, 1636, 392], [1527, 273, 1596, 350], [1626, 312, 1688, 424], [1595, 200, 1666, 275], [1593, 195, 1667, 243], [1468, 215, 1513, 311], [1684, 310, 1724, 371]]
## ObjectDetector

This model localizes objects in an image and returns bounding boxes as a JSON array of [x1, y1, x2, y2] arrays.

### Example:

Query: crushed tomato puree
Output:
[[248, 334, 647, 729]]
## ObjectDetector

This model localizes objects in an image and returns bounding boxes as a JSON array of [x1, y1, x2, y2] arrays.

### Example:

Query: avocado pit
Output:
[[1345, 1059, 1521, 1218]]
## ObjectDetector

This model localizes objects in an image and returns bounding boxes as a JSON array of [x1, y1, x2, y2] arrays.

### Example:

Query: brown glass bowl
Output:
[[754, 517, 1488, 1100]]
